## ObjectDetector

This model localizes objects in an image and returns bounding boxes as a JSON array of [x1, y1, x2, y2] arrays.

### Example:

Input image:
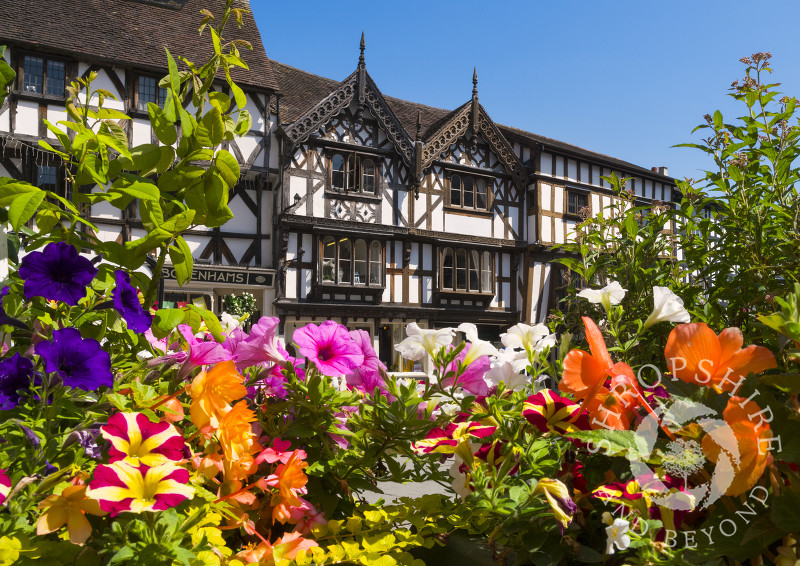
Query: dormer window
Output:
[[448, 173, 490, 210], [20, 55, 66, 97], [330, 152, 378, 194]]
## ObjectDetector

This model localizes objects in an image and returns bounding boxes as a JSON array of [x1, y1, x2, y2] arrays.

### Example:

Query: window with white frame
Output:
[[330, 152, 378, 194], [449, 173, 490, 210], [321, 236, 383, 286], [440, 247, 493, 293]]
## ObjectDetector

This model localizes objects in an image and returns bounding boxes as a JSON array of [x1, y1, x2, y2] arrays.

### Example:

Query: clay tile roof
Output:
[[0, 0, 278, 92], [272, 60, 673, 181]]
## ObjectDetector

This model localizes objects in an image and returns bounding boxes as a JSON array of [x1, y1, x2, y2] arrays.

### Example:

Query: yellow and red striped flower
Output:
[[523, 390, 589, 435], [414, 418, 496, 468], [101, 412, 186, 467], [86, 462, 194, 516]]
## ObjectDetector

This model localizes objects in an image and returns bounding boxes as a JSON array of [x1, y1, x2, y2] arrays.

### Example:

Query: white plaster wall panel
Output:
[[565, 220, 577, 243], [268, 121, 279, 169], [591, 165, 601, 187], [91, 188, 122, 220], [522, 147, 530, 162], [394, 241, 402, 267], [87, 69, 125, 110], [580, 163, 589, 183], [285, 270, 297, 299], [591, 193, 600, 213], [633, 178, 643, 197], [0, 107, 9, 132], [567, 160, 577, 181], [393, 274, 402, 301], [131, 228, 147, 240], [397, 184, 408, 220], [263, 288, 276, 317], [409, 243, 419, 270], [655, 182, 662, 200], [261, 191, 272, 231], [422, 244, 432, 270], [645, 179, 653, 199], [554, 217, 564, 244], [409, 276, 419, 304], [422, 276, 432, 303], [501, 282, 510, 308], [382, 285, 391, 303], [555, 156, 564, 178], [431, 208, 443, 232], [286, 233, 298, 261], [446, 214, 490, 236], [540, 152, 552, 175], [664, 186, 671, 201], [601, 195, 612, 213], [502, 254, 510, 278], [541, 183, 551, 211], [289, 176, 307, 216], [261, 240, 270, 268], [302, 234, 312, 254], [553, 186, 564, 214], [228, 197, 257, 233], [132, 119, 151, 146], [235, 135, 260, 167], [300, 269, 311, 299], [527, 216, 537, 244], [602, 169, 612, 188], [539, 264, 552, 323], [529, 262, 543, 322], [224, 238, 250, 264], [0, 164, 9, 177], [96, 227, 121, 242], [244, 94, 266, 131], [541, 216, 551, 242], [183, 235, 211, 256], [15, 101, 39, 136]]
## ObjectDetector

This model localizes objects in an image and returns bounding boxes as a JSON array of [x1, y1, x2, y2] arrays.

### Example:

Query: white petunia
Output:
[[219, 311, 241, 334], [457, 323, 499, 366], [605, 518, 631, 555], [484, 348, 530, 391], [501, 323, 549, 351], [577, 281, 627, 312], [395, 322, 454, 361], [643, 286, 691, 329]]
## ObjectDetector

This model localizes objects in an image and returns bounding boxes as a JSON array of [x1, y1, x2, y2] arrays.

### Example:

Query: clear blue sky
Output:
[[251, 0, 800, 182]]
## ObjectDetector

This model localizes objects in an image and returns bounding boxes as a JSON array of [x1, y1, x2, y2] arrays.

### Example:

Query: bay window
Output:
[[440, 247, 493, 293], [320, 236, 384, 286]]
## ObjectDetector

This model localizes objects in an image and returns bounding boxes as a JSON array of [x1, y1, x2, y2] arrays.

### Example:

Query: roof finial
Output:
[[472, 67, 478, 97], [415, 110, 422, 141], [359, 31, 366, 68]]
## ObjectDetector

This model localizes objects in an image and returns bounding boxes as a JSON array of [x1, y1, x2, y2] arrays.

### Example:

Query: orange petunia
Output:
[[702, 396, 775, 496], [37, 484, 107, 545], [189, 361, 247, 431], [217, 400, 262, 481], [664, 323, 776, 393], [560, 317, 615, 400]]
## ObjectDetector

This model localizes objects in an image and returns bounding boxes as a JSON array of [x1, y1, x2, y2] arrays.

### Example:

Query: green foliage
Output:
[[222, 292, 257, 319]]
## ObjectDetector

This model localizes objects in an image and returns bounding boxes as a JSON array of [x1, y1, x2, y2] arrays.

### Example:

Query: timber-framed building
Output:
[[0, 1, 678, 371]]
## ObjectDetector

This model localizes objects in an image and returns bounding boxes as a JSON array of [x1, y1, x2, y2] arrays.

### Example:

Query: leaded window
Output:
[[330, 153, 379, 194], [320, 236, 384, 286]]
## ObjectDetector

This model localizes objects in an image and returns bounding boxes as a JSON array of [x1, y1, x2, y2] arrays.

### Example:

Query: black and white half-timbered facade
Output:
[[271, 39, 677, 370], [0, 0, 278, 318], [0, 1, 678, 371]]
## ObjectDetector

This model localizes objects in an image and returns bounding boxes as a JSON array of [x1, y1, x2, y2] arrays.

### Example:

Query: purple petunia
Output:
[[0, 353, 35, 410], [35, 328, 113, 391], [345, 329, 389, 397], [18, 242, 97, 306], [293, 321, 364, 377], [112, 270, 152, 333], [0, 287, 26, 330]]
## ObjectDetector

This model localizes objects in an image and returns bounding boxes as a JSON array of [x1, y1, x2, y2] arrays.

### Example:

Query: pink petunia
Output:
[[344, 329, 388, 396], [441, 344, 491, 396], [235, 317, 289, 371], [292, 321, 364, 377], [177, 325, 233, 379], [0, 469, 10, 505]]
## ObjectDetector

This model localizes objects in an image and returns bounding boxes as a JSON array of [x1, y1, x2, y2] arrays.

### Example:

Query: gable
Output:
[[281, 70, 414, 169]]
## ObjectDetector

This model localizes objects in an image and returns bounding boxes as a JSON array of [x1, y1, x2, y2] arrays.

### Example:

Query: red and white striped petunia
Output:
[[414, 418, 496, 468], [0, 469, 10, 505], [101, 412, 186, 467], [86, 462, 194, 516]]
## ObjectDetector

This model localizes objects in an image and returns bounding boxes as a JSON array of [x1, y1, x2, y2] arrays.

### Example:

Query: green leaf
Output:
[[35, 208, 60, 233], [139, 197, 164, 232], [197, 106, 224, 147], [187, 304, 223, 342], [566, 429, 649, 459], [113, 181, 160, 201], [165, 48, 180, 97], [169, 236, 193, 286], [215, 150, 240, 188], [229, 80, 247, 110], [152, 308, 186, 339], [148, 102, 178, 145], [9, 189, 45, 231], [208, 91, 231, 113]]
